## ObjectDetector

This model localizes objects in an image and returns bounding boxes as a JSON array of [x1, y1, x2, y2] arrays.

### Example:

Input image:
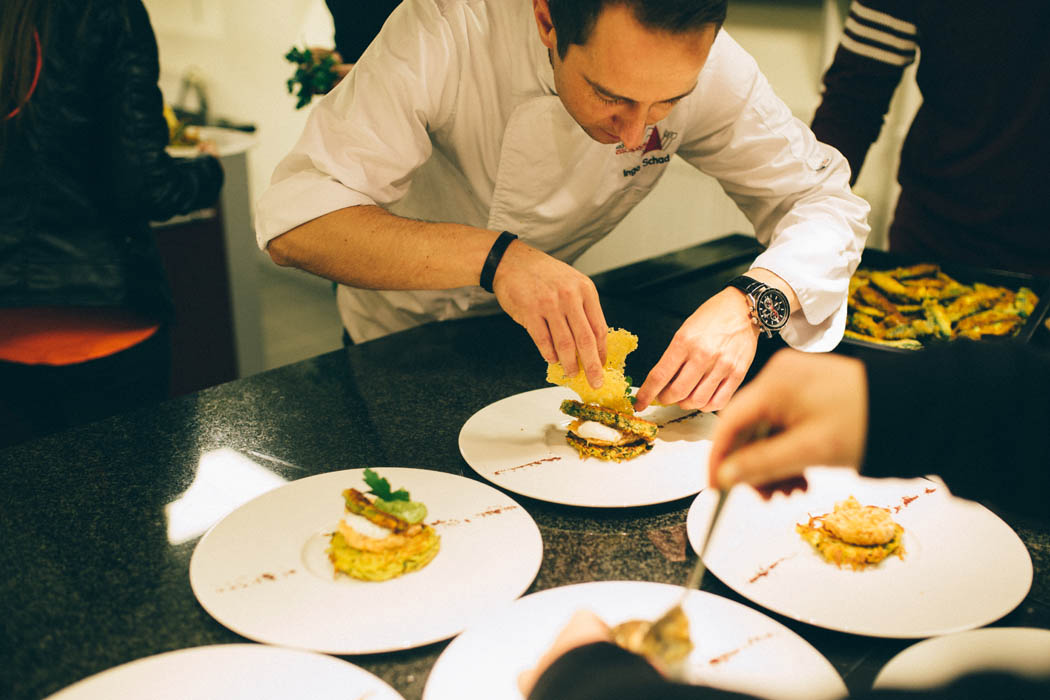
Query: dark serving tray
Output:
[[841, 248, 1050, 354]]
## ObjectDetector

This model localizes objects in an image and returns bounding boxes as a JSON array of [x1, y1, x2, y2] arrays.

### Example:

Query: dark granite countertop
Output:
[[3, 238, 1047, 700]]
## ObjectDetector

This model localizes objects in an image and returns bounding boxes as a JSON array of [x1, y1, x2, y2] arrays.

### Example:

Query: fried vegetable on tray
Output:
[[845, 262, 1039, 349]]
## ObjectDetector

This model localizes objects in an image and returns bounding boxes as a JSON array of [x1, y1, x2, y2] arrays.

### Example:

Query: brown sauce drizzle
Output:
[[494, 456, 562, 475], [217, 568, 298, 593], [891, 488, 933, 513], [708, 633, 774, 665], [430, 504, 520, 527], [748, 555, 794, 583]]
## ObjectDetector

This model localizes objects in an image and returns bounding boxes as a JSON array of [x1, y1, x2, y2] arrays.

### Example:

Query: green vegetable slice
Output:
[[374, 498, 428, 524]]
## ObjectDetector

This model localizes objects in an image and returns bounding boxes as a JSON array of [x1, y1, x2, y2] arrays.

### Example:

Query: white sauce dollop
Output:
[[340, 511, 391, 539], [574, 420, 623, 442]]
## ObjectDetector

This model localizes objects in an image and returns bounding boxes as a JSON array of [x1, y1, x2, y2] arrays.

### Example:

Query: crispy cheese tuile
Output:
[[546, 328, 637, 412]]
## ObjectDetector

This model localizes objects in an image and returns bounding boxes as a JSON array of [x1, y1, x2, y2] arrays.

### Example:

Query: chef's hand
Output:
[[517, 610, 612, 697], [709, 349, 868, 490], [634, 288, 759, 412], [493, 241, 608, 388]]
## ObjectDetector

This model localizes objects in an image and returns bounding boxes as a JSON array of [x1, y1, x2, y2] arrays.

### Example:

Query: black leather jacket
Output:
[[0, 0, 224, 319]]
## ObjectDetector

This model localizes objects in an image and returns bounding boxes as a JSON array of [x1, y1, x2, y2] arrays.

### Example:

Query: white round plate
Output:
[[423, 581, 845, 700], [458, 387, 718, 507], [873, 629, 1050, 688], [44, 644, 404, 700], [189, 468, 542, 654], [873, 627, 1050, 690], [686, 468, 1033, 638], [166, 126, 256, 158]]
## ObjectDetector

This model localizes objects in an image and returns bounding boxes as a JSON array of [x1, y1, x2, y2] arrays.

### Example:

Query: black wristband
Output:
[[480, 231, 518, 293]]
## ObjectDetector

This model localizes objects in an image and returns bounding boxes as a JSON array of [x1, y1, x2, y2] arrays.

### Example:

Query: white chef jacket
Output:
[[256, 0, 870, 350]]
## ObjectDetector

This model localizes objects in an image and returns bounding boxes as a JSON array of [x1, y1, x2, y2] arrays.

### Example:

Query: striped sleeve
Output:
[[810, 0, 919, 184], [841, 0, 919, 67]]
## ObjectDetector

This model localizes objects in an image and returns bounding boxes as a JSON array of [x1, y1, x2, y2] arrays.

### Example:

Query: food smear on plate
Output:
[[795, 496, 904, 570], [546, 328, 659, 461], [845, 263, 1039, 348], [327, 469, 440, 581]]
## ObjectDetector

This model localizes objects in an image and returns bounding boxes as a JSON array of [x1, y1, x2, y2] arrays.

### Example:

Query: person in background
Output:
[[0, 0, 224, 449], [304, 1, 401, 93], [324, 0, 401, 72], [520, 341, 1050, 698], [810, 0, 1050, 276], [257, 0, 870, 414]]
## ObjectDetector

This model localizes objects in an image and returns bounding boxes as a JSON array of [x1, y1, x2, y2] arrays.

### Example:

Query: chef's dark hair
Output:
[[548, 0, 728, 58]]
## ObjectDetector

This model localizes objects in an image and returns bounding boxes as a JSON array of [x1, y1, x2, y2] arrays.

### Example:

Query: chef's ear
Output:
[[532, 0, 558, 52]]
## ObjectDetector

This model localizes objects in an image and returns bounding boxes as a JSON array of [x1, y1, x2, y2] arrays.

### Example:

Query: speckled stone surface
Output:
[[3, 281, 1047, 700]]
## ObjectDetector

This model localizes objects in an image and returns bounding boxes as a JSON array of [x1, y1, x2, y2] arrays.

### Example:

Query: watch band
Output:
[[479, 231, 518, 293], [727, 275, 767, 298]]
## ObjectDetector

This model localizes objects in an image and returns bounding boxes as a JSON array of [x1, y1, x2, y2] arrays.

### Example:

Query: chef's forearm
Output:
[[266, 204, 499, 290]]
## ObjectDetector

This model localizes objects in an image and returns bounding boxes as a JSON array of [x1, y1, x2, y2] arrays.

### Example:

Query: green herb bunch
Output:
[[284, 46, 338, 110]]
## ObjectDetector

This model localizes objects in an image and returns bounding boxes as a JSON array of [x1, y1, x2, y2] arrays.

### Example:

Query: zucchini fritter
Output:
[[796, 496, 904, 570], [561, 399, 659, 440]]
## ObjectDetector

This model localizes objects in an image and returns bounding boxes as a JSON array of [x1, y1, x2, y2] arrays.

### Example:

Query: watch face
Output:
[[755, 288, 789, 330]]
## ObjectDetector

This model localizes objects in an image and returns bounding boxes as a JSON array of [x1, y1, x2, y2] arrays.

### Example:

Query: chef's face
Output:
[[534, 2, 717, 150]]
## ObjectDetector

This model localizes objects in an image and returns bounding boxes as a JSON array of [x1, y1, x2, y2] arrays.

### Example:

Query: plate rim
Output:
[[43, 643, 405, 700]]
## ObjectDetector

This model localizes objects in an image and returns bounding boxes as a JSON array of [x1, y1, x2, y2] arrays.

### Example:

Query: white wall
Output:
[[144, 0, 336, 213]]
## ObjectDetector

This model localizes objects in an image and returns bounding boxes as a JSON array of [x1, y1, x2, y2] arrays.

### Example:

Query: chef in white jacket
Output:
[[256, 0, 870, 412]]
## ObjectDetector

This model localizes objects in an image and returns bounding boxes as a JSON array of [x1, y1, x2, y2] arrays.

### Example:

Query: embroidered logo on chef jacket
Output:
[[620, 126, 677, 178]]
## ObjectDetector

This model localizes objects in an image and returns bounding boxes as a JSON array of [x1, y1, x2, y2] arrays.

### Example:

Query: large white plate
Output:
[[44, 644, 404, 700], [873, 627, 1050, 690], [686, 467, 1033, 638], [423, 581, 846, 700], [189, 468, 542, 654], [458, 387, 718, 507]]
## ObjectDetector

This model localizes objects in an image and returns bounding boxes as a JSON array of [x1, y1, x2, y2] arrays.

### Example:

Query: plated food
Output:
[[189, 468, 542, 653], [686, 469, 1033, 638], [163, 103, 201, 148], [846, 262, 1039, 349], [423, 581, 846, 700], [546, 328, 660, 461], [796, 495, 904, 570], [328, 469, 440, 581], [459, 385, 717, 507]]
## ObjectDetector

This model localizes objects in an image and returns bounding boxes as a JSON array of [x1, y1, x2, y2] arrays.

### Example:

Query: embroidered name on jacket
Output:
[[620, 126, 677, 177]]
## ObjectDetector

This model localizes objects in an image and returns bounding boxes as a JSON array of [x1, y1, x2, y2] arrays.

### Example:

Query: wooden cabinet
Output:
[[153, 208, 238, 396]]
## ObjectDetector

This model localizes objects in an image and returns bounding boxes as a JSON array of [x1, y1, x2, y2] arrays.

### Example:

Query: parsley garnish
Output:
[[363, 468, 411, 501], [625, 376, 637, 405]]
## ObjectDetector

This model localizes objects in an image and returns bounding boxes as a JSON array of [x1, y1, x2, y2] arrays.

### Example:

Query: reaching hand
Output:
[[493, 241, 608, 388], [517, 610, 612, 697], [708, 349, 868, 490], [634, 288, 759, 412]]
